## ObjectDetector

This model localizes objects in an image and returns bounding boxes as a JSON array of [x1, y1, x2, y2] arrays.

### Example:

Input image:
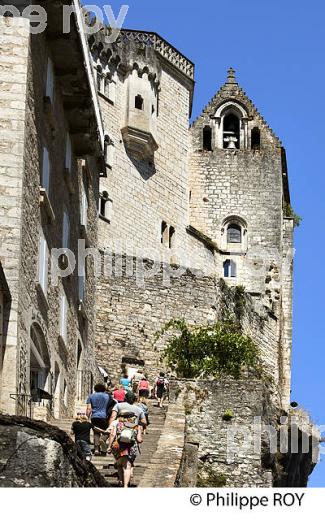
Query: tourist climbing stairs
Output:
[[49, 403, 167, 487]]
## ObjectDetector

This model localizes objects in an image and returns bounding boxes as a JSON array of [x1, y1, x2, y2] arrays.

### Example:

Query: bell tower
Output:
[[189, 68, 294, 406]]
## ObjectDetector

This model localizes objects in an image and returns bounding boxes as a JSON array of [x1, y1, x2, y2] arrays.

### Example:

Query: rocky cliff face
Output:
[[0, 415, 108, 487]]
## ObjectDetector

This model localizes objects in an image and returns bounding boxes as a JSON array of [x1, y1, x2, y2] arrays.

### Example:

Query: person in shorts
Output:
[[86, 383, 110, 455], [138, 376, 150, 398], [71, 414, 93, 461], [154, 372, 169, 408], [107, 392, 146, 487]]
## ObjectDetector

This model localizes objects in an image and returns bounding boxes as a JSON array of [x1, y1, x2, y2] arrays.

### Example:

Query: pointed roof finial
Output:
[[227, 67, 237, 84]]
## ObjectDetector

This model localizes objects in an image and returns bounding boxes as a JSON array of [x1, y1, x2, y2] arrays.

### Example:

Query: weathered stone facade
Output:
[[0, 5, 310, 488], [0, 6, 105, 420], [91, 29, 294, 411]]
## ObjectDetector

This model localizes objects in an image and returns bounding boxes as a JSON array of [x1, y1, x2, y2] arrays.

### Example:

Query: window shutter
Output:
[[231, 260, 237, 278], [106, 142, 115, 168], [65, 133, 72, 171], [62, 210, 70, 249], [78, 275, 85, 302], [106, 198, 113, 221], [42, 147, 50, 193], [46, 58, 54, 101], [223, 260, 230, 278], [81, 185, 88, 228], [39, 233, 49, 293], [60, 293, 68, 342]]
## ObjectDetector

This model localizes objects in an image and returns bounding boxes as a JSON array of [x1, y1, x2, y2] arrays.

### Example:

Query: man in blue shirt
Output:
[[86, 383, 111, 455]]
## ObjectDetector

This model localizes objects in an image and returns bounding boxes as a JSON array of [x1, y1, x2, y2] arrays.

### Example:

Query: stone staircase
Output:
[[50, 403, 167, 487]]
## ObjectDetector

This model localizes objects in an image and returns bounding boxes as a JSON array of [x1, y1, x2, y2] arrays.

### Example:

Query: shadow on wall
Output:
[[125, 146, 157, 180]]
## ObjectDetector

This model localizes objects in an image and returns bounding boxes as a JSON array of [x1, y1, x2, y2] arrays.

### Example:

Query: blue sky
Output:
[[91, 0, 325, 486]]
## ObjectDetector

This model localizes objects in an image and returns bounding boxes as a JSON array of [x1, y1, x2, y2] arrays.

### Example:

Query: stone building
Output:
[[0, 4, 105, 419], [91, 29, 294, 409], [0, 4, 317, 488]]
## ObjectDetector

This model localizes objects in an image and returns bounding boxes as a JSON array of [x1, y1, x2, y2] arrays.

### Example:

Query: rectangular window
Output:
[[59, 292, 68, 343], [62, 210, 70, 249], [65, 133, 72, 171], [80, 183, 88, 228], [42, 147, 50, 194], [38, 232, 49, 295], [45, 57, 54, 102]]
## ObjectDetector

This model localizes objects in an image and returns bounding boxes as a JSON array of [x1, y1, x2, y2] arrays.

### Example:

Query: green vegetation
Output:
[[155, 319, 262, 379], [222, 409, 234, 421], [284, 203, 302, 228]]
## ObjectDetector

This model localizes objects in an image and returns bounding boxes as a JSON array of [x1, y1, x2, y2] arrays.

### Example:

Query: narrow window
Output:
[[65, 133, 72, 171], [41, 147, 50, 194], [100, 191, 113, 221], [80, 182, 88, 229], [161, 221, 168, 245], [135, 94, 144, 110], [45, 57, 54, 102], [62, 210, 70, 249], [169, 226, 175, 249], [224, 259, 237, 278], [63, 380, 68, 407], [223, 113, 240, 149], [59, 292, 68, 343], [203, 125, 212, 151], [38, 232, 49, 295], [227, 223, 242, 243], [79, 256, 87, 303], [251, 127, 261, 150]]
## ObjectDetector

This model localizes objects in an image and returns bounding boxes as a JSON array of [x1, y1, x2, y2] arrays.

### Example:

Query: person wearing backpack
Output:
[[107, 392, 146, 487], [154, 371, 169, 408]]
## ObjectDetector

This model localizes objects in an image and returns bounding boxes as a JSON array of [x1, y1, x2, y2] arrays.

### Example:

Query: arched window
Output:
[[223, 113, 240, 149], [161, 221, 168, 245], [251, 127, 261, 150], [203, 125, 212, 151], [227, 223, 242, 243], [100, 191, 113, 222], [135, 94, 144, 110], [224, 259, 237, 278]]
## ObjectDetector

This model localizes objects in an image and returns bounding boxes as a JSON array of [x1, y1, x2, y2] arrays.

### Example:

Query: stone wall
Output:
[[15, 32, 99, 419], [0, 16, 30, 413], [172, 380, 318, 488], [93, 40, 214, 275], [95, 255, 282, 389], [0, 16, 100, 418]]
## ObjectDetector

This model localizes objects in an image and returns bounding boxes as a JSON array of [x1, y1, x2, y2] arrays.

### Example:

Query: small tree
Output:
[[155, 320, 262, 379]]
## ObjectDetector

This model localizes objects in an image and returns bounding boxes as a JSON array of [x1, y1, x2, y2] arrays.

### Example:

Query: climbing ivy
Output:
[[155, 319, 262, 379]]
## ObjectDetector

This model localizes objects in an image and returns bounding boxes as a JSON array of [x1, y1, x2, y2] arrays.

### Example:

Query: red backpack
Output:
[[139, 380, 149, 390]]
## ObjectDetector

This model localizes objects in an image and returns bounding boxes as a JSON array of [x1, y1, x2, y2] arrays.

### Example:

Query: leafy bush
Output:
[[155, 319, 262, 379]]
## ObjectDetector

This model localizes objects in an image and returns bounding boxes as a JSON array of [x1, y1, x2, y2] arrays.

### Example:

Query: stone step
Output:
[[48, 404, 168, 487]]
